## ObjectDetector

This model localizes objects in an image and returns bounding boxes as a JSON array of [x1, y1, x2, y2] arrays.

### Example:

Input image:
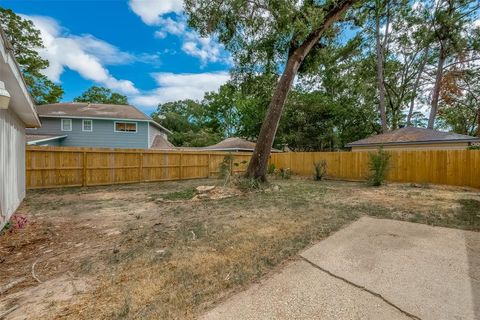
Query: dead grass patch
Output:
[[0, 179, 478, 319]]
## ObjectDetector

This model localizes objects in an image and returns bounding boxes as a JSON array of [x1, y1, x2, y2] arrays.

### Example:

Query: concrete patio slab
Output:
[[202, 217, 480, 320], [301, 217, 480, 320], [201, 260, 410, 320]]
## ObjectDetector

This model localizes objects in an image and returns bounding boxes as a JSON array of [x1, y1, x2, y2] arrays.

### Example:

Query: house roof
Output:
[[0, 27, 40, 127], [150, 135, 176, 149], [35, 102, 171, 133], [346, 127, 480, 147], [36, 102, 151, 120], [26, 134, 67, 145], [203, 137, 282, 152]]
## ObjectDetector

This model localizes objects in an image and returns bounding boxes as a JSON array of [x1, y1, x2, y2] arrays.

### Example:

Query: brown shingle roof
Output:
[[347, 127, 480, 147], [203, 137, 282, 152], [36, 102, 151, 121]]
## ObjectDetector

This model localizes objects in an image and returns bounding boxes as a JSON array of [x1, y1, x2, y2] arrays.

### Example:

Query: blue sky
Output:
[[1, 0, 231, 114]]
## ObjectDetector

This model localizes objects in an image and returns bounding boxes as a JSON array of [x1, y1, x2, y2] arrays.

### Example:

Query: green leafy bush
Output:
[[234, 177, 261, 191], [367, 148, 391, 186], [313, 160, 327, 181], [219, 154, 248, 185], [467, 145, 480, 150], [219, 154, 234, 180], [267, 163, 276, 175], [279, 168, 291, 179]]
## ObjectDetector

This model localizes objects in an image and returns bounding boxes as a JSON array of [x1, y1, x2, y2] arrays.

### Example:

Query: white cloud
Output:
[[128, 0, 228, 65], [23, 14, 140, 95], [129, 0, 184, 25], [131, 72, 230, 110], [475, 19, 480, 28], [154, 16, 186, 38]]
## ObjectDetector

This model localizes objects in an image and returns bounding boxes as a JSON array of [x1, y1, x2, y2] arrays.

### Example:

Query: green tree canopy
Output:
[[74, 86, 129, 105], [151, 99, 222, 147], [186, 0, 361, 179], [0, 7, 63, 104]]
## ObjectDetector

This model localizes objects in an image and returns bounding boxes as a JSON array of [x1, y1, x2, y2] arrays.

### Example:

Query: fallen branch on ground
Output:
[[31, 260, 42, 283], [0, 277, 25, 294], [0, 305, 19, 319]]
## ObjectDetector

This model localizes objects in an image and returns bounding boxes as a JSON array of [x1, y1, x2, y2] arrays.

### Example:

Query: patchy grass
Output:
[[0, 178, 479, 319], [456, 199, 480, 227], [161, 187, 197, 201]]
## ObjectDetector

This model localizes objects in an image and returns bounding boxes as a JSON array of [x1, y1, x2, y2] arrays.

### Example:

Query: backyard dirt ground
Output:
[[1, 178, 479, 319]]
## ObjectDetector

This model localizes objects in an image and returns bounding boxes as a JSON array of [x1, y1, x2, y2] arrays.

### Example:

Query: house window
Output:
[[61, 119, 72, 131], [82, 120, 93, 132], [115, 121, 137, 133]]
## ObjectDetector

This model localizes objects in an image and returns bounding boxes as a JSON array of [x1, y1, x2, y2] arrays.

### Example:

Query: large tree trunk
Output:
[[245, 0, 358, 181], [477, 107, 480, 137], [428, 45, 446, 129], [375, 0, 388, 133], [407, 48, 429, 126]]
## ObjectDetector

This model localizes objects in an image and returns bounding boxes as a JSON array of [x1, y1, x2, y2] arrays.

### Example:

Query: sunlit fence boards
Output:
[[270, 150, 480, 188], [26, 147, 480, 189], [26, 146, 250, 189]]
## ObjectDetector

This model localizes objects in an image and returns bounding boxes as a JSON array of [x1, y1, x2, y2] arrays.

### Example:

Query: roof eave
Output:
[[149, 120, 172, 134], [0, 28, 41, 127], [27, 135, 67, 145]]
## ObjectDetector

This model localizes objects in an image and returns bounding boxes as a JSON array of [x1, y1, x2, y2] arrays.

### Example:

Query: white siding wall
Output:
[[149, 124, 167, 148], [0, 108, 25, 229]]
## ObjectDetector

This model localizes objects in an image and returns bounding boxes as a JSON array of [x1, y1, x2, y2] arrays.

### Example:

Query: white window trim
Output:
[[114, 121, 137, 133], [82, 119, 93, 132], [61, 119, 72, 131]]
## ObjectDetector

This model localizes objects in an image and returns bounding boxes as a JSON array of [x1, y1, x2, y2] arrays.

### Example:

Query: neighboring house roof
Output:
[[149, 137, 282, 153], [346, 127, 480, 147], [0, 27, 40, 127], [26, 134, 67, 145], [203, 137, 282, 152], [36, 102, 171, 133], [150, 135, 176, 149]]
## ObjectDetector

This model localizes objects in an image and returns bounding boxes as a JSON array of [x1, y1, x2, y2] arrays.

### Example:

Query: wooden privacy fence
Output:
[[270, 150, 480, 188], [26, 146, 251, 189], [26, 147, 480, 189]]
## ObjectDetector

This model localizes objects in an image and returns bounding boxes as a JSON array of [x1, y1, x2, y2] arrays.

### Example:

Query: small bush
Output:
[[467, 145, 480, 150], [367, 147, 391, 186], [219, 154, 234, 180], [278, 168, 291, 180], [219, 154, 248, 185], [234, 177, 262, 191], [313, 160, 327, 181], [267, 163, 276, 175], [1, 214, 28, 234]]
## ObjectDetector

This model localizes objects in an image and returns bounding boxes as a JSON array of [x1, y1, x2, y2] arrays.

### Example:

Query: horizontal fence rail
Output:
[[26, 147, 480, 189], [26, 146, 251, 189], [270, 150, 480, 189]]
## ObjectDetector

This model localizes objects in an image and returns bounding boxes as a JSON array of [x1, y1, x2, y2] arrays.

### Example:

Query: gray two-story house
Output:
[[26, 102, 172, 149]]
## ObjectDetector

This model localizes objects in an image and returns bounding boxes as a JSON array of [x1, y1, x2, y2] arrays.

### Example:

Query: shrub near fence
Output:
[[26, 146, 251, 189], [270, 150, 480, 189]]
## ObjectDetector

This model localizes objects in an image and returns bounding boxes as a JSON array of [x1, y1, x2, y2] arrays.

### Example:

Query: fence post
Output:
[[139, 152, 144, 182], [82, 151, 87, 186], [179, 152, 183, 180], [207, 153, 211, 178]]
